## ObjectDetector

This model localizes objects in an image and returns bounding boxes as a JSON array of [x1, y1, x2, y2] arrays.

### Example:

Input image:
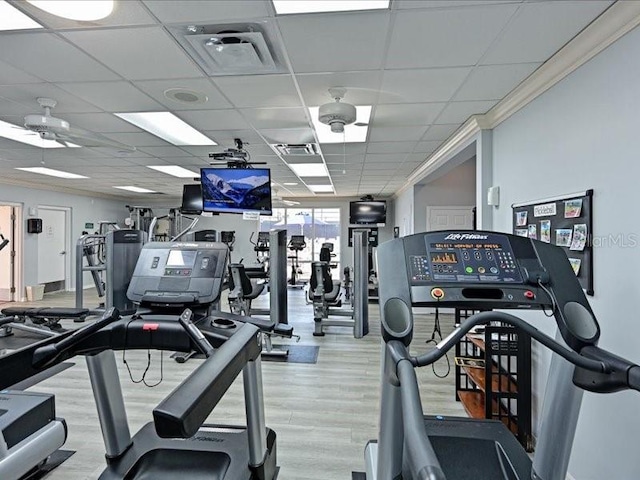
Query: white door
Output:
[[426, 206, 474, 231], [0, 206, 14, 301], [37, 207, 68, 287]]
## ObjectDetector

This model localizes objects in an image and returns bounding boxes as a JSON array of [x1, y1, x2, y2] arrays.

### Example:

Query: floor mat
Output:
[[262, 345, 319, 364], [9, 362, 74, 390], [171, 345, 320, 364], [352, 473, 366, 479], [22, 450, 75, 479]]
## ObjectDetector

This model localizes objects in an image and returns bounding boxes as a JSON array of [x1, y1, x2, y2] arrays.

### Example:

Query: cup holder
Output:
[[212, 318, 236, 329]]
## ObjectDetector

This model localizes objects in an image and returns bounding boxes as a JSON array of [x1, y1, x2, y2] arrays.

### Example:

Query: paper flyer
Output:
[[564, 199, 583, 218], [556, 228, 573, 247], [569, 258, 582, 276], [534, 202, 557, 217], [540, 220, 551, 243], [570, 224, 588, 251], [528, 224, 537, 240], [515, 229, 528, 237], [516, 211, 528, 226]]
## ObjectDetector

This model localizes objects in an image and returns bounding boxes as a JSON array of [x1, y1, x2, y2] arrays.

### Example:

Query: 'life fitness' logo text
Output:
[[444, 233, 489, 241]]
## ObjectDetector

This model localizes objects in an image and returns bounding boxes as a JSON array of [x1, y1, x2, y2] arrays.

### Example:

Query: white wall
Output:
[[491, 25, 640, 479], [0, 184, 126, 298], [0, 206, 12, 292], [413, 158, 476, 233], [393, 187, 414, 236], [193, 213, 260, 265]]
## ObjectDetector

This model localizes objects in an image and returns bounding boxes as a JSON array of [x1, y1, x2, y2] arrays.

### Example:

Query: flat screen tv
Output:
[[200, 168, 272, 215], [349, 200, 386, 226], [180, 184, 203, 214]]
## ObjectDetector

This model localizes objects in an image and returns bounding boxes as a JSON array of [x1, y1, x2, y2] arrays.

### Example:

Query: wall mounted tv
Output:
[[349, 200, 386, 226], [201, 167, 272, 215], [180, 184, 203, 214]]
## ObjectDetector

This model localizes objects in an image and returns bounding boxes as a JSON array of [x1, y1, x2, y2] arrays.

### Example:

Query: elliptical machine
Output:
[[287, 235, 306, 287]]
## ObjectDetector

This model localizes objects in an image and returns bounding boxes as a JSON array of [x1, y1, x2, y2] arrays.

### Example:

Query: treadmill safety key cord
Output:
[[122, 320, 164, 388], [426, 288, 450, 378]]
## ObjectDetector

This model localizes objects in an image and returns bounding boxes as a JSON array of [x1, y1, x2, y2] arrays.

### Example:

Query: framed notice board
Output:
[[512, 190, 593, 295]]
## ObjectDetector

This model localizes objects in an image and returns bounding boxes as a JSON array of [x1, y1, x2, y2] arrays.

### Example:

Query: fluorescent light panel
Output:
[[148, 165, 198, 178], [16, 167, 88, 179], [26, 1, 114, 21], [0, 120, 66, 148], [273, 1, 389, 15], [115, 112, 216, 146], [308, 106, 372, 144], [308, 184, 334, 193], [283, 182, 298, 186], [0, 1, 43, 31], [113, 186, 156, 193], [288, 163, 329, 177]]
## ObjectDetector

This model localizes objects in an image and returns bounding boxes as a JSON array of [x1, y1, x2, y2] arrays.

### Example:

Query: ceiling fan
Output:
[[208, 138, 267, 168], [272, 187, 300, 207], [23, 97, 136, 151], [318, 87, 369, 132]]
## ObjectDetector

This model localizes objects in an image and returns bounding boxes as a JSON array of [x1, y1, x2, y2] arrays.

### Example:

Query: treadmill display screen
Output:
[[411, 232, 523, 284], [167, 250, 197, 268]]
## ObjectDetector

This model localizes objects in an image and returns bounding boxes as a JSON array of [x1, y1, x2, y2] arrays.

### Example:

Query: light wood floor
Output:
[[2, 288, 465, 479]]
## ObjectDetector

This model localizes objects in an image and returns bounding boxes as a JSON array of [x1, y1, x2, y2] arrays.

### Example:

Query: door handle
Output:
[[60, 251, 66, 255]]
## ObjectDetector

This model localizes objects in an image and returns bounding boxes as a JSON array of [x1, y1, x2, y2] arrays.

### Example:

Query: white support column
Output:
[[475, 129, 494, 230]]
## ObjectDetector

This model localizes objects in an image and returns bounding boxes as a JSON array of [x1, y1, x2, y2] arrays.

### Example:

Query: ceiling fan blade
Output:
[[354, 122, 369, 127]]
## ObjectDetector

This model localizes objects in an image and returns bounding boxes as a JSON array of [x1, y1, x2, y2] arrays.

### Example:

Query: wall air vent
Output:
[[169, 23, 287, 76], [271, 143, 319, 156]]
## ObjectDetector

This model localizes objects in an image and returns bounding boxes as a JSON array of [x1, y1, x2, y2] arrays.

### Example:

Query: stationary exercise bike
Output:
[[287, 235, 306, 287], [221, 230, 236, 261]]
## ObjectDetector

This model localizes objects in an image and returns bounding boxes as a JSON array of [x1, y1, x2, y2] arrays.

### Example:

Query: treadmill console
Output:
[[127, 242, 228, 306], [396, 231, 552, 309]]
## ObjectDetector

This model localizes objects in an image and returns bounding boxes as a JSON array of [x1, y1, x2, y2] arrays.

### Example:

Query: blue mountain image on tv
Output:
[[202, 170, 270, 211]]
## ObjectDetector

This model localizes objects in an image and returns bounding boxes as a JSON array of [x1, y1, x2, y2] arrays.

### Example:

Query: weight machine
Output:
[[287, 235, 306, 288]]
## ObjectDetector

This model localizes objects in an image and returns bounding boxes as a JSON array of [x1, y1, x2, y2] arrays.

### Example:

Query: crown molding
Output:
[[395, 1, 640, 199]]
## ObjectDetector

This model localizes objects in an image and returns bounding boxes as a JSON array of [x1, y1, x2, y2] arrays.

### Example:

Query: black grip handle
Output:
[[178, 308, 215, 357], [32, 307, 120, 369]]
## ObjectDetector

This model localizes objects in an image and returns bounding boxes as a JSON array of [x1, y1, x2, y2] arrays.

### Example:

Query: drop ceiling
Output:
[[0, 0, 612, 200]]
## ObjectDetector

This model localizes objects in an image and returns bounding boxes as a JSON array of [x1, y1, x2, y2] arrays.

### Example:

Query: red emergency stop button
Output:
[[524, 290, 535, 299], [431, 288, 445, 300]]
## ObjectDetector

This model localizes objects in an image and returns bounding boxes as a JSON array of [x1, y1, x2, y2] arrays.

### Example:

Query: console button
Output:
[[431, 288, 445, 300], [524, 290, 535, 299]]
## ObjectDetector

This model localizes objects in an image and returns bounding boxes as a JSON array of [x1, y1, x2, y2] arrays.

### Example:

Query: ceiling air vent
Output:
[[271, 143, 319, 156], [170, 23, 286, 76]]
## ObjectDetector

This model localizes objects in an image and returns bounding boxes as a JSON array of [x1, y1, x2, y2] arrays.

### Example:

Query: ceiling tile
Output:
[[321, 144, 366, 155], [176, 109, 251, 131], [278, 11, 390, 73], [133, 78, 232, 110], [437, 100, 497, 124], [296, 71, 384, 106], [365, 154, 408, 164], [0, 97, 33, 116], [380, 68, 471, 103], [324, 154, 364, 164], [0, 59, 43, 85], [368, 126, 428, 142], [396, 1, 522, 9], [259, 128, 315, 144], [422, 124, 459, 141], [139, 146, 195, 157], [414, 140, 442, 153], [58, 113, 144, 133], [213, 74, 301, 108], [142, 0, 271, 23], [241, 107, 310, 129], [0, 83, 102, 113], [455, 63, 541, 101], [201, 129, 264, 147], [387, 5, 517, 69], [57, 81, 164, 112], [372, 103, 446, 126], [103, 132, 173, 147], [62, 27, 203, 80], [366, 142, 416, 154], [482, 1, 612, 65], [0, 33, 120, 82]]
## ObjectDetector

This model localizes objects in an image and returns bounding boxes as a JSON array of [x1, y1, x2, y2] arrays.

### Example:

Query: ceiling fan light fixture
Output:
[[26, 0, 114, 21]]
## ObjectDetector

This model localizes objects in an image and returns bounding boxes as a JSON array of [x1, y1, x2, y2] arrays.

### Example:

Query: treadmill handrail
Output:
[[411, 311, 608, 374], [153, 323, 261, 438]]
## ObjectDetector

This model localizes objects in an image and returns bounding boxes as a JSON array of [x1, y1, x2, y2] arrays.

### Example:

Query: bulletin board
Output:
[[512, 189, 593, 295]]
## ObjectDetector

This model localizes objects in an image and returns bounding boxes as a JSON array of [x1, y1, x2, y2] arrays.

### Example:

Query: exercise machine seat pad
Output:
[[309, 262, 341, 302]]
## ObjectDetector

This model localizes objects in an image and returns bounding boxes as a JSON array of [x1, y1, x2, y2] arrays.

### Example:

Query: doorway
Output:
[[426, 206, 474, 232], [0, 205, 19, 302], [37, 206, 71, 293]]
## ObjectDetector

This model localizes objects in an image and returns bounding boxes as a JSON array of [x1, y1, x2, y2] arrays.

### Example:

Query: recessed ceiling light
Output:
[[308, 184, 334, 193], [147, 165, 199, 178], [16, 167, 88, 179], [114, 112, 216, 146], [273, 0, 389, 15], [0, 120, 66, 148], [283, 182, 299, 186], [308, 106, 372, 143], [26, 0, 114, 21], [113, 186, 156, 193], [0, 1, 43, 31], [288, 163, 329, 177]]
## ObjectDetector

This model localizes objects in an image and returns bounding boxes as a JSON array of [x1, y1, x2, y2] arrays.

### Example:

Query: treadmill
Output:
[[365, 230, 640, 480], [0, 241, 278, 480]]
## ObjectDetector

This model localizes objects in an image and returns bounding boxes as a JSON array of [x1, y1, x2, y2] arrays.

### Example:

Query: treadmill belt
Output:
[[431, 437, 517, 479]]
